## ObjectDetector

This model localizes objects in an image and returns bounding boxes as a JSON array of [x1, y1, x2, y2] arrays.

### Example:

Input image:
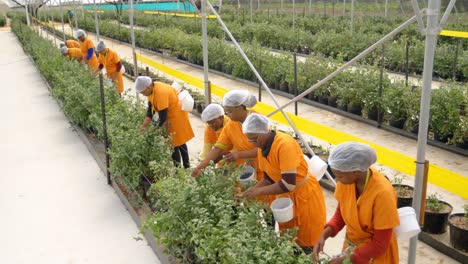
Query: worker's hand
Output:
[[313, 234, 327, 261], [191, 167, 203, 178], [329, 256, 345, 264], [236, 186, 258, 199], [111, 72, 118, 80], [223, 152, 240, 162], [139, 125, 147, 134]]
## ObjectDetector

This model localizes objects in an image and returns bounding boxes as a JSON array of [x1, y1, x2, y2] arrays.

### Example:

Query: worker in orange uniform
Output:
[[313, 142, 399, 263], [60, 39, 80, 49], [200, 103, 230, 161], [60, 46, 82, 62], [76, 29, 98, 71], [238, 113, 326, 254], [135, 76, 194, 169], [93, 41, 124, 95], [191, 90, 263, 184]]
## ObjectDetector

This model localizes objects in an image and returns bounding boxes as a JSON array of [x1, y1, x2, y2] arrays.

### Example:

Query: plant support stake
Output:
[[93, 0, 100, 41], [99, 74, 111, 185], [59, 0, 66, 41]]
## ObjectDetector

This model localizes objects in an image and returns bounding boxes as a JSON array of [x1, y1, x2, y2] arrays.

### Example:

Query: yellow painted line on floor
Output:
[[144, 11, 217, 19], [86, 10, 105, 13], [439, 30, 468, 38], [137, 54, 468, 198]]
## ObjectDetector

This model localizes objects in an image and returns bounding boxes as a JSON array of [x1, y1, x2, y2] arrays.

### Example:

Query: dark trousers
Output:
[[172, 143, 190, 169]]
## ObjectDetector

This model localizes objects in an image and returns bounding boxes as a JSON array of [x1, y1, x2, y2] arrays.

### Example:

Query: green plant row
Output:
[[114, 11, 467, 80], [74, 16, 468, 147], [38, 9, 468, 80], [11, 19, 316, 263], [0, 14, 6, 27]]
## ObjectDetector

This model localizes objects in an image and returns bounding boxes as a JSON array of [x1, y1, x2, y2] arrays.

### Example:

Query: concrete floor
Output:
[[0, 31, 160, 264], [29, 25, 465, 262]]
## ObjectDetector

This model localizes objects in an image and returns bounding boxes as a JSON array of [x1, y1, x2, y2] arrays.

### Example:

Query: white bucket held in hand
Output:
[[394, 207, 421, 240], [239, 165, 256, 187], [304, 155, 328, 181], [178, 90, 194, 112], [271, 197, 294, 223]]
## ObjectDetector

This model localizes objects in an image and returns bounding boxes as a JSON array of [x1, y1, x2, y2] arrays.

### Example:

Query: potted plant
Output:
[[448, 205, 468, 252], [422, 193, 453, 234], [382, 82, 410, 129], [391, 174, 414, 208], [429, 85, 464, 143]]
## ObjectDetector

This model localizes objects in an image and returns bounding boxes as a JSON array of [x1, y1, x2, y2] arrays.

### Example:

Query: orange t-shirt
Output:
[[148, 82, 194, 147], [334, 168, 399, 263], [67, 48, 82, 60], [79, 37, 98, 70], [98, 48, 124, 93], [256, 131, 326, 247], [201, 115, 230, 160], [66, 39, 80, 49]]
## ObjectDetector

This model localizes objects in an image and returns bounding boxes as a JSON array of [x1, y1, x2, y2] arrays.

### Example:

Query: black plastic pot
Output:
[[422, 201, 453, 234], [307, 92, 318, 101], [434, 132, 453, 143], [328, 96, 338, 107], [455, 138, 468, 150], [318, 95, 329, 105], [197, 102, 205, 114], [389, 117, 406, 129], [448, 213, 468, 252], [392, 184, 414, 208], [280, 82, 289, 92], [367, 108, 383, 121], [347, 102, 362, 116]]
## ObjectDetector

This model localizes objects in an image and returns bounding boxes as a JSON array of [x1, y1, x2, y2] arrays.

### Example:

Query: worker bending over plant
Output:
[[93, 41, 124, 95], [76, 29, 98, 71], [200, 103, 231, 162], [60, 46, 82, 62]]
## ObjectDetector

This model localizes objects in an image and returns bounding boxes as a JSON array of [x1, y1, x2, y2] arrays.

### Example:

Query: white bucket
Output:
[[394, 207, 421, 240], [172, 81, 183, 92], [239, 165, 256, 187], [270, 197, 294, 223], [304, 155, 328, 181], [178, 90, 194, 112]]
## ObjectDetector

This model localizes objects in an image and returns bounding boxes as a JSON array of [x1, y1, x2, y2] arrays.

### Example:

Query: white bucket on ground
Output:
[[239, 165, 256, 187], [178, 90, 194, 112], [394, 206, 421, 240], [304, 155, 328, 181], [270, 197, 294, 223]]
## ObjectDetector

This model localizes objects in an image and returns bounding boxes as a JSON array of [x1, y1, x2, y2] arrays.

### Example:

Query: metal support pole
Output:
[[250, 0, 253, 23], [202, 0, 211, 105], [25, 0, 31, 26], [385, 0, 388, 17], [350, 0, 354, 33], [99, 74, 111, 185], [293, 0, 295, 29], [129, 0, 139, 100], [208, 2, 337, 187], [268, 15, 418, 117], [452, 38, 460, 80], [93, 0, 100, 41], [408, 0, 440, 263], [405, 39, 409, 86], [323, 0, 326, 16], [309, 0, 312, 15], [294, 53, 298, 116], [59, 0, 66, 41], [343, 0, 346, 15], [378, 45, 384, 127], [419, 160, 429, 225]]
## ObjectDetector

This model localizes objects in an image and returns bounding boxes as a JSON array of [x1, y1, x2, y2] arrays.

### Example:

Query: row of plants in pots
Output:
[[0, 13, 6, 27], [51, 15, 465, 150], [11, 18, 316, 262], [391, 175, 467, 252], [110, 10, 467, 81], [41, 9, 468, 80]]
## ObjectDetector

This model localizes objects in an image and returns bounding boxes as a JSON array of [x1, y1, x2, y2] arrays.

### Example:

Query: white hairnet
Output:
[[242, 113, 270, 134], [223, 90, 257, 108], [328, 142, 377, 172], [135, 76, 152, 93], [60, 42, 66, 48], [76, 29, 85, 38], [201, 104, 224, 123], [60, 46, 68, 55], [96, 41, 106, 52]]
